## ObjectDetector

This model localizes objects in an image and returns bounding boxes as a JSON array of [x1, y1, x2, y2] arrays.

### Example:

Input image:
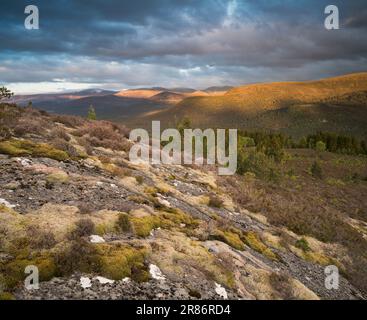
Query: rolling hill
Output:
[[10, 86, 231, 121], [132, 73, 367, 139]]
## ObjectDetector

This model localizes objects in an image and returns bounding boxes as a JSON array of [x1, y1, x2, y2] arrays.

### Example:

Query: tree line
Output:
[[239, 130, 367, 156]]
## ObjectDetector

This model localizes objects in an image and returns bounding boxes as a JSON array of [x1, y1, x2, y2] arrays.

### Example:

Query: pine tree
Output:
[[0, 86, 13, 100], [87, 105, 97, 120], [316, 141, 326, 152]]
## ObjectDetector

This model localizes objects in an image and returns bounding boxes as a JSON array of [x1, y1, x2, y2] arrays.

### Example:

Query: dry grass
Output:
[[73, 121, 131, 151]]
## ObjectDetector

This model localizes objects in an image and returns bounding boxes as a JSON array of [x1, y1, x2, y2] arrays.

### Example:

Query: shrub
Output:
[[97, 244, 148, 281], [54, 239, 100, 276], [68, 218, 95, 239], [52, 114, 85, 128], [237, 149, 279, 180], [316, 141, 326, 152], [51, 138, 82, 158], [188, 288, 202, 299], [27, 226, 57, 249], [76, 137, 94, 155], [115, 213, 132, 233], [269, 272, 294, 300], [77, 202, 95, 215], [0, 125, 11, 141], [50, 127, 70, 141], [295, 238, 311, 252], [311, 161, 323, 179], [135, 176, 144, 185], [208, 195, 223, 208], [13, 118, 47, 137], [73, 121, 131, 151]]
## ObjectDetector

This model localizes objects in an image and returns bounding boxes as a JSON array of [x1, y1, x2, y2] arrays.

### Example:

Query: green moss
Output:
[[46, 172, 69, 184], [243, 231, 278, 261], [159, 209, 199, 229], [130, 210, 199, 238], [130, 216, 160, 238], [0, 292, 15, 300], [0, 139, 69, 161], [212, 229, 245, 251], [302, 251, 333, 266], [1, 251, 57, 290], [97, 244, 149, 281]]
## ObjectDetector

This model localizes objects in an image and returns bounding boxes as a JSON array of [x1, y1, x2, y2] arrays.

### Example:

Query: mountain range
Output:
[[10, 73, 367, 139], [11, 86, 232, 122]]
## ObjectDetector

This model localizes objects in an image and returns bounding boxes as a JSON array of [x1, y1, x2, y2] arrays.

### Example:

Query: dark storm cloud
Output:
[[0, 0, 366, 91]]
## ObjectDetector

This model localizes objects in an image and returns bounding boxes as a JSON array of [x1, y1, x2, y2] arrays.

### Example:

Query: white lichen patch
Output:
[[80, 277, 92, 289], [94, 276, 114, 285], [215, 282, 228, 299], [0, 198, 17, 209], [90, 235, 105, 243], [157, 197, 171, 208], [149, 264, 166, 281], [15, 157, 32, 167]]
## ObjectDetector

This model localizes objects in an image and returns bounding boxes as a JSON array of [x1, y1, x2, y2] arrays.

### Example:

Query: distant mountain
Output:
[[10, 86, 230, 121], [204, 86, 233, 92], [114, 89, 163, 99], [11, 89, 116, 106], [150, 91, 186, 105], [132, 73, 367, 139], [10, 88, 171, 121]]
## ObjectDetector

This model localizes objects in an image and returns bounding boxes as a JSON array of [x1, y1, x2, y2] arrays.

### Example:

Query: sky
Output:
[[0, 0, 366, 94]]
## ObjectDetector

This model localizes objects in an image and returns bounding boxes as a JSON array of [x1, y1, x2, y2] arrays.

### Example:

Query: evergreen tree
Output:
[[87, 105, 97, 120], [316, 141, 326, 152], [0, 86, 13, 100]]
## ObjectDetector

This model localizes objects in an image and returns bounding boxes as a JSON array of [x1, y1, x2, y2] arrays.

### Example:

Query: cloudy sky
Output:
[[0, 0, 366, 94]]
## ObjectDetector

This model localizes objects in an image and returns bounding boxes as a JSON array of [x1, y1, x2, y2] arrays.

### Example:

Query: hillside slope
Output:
[[133, 73, 367, 138], [1, 103, 367, 300]]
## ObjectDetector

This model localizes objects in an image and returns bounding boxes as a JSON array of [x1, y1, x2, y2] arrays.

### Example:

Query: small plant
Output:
[[77, 202, 94, 215], [295, 238, 311, 252], [27, 226, 57, 249], [311, 161, 323, 179], [135, 176, 144, 185], [52, 114, 85, 128], [69, 218, 95, 239], [87, 105, 97, 120], [315, 141, 326, 152], [208, 195, 223, 208], [54, 239, 100, 276], [115, 213, 132, 233]]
